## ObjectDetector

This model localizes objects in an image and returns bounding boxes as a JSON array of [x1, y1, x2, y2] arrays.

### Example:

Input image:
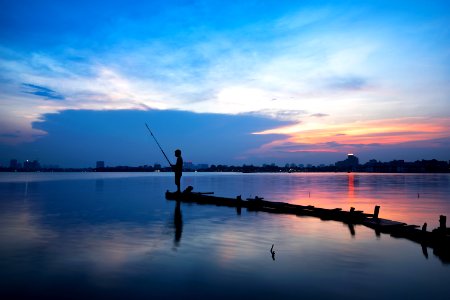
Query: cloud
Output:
[[310, 113, 329, 118], [22, 83, 65, 100], [247, 109, 307, 121], [259, 141, 341, 153], [12, 109, 289, 167], [252, 117, 450, 156], [326, 76, 368, 91], [0, 132, 20, 138]]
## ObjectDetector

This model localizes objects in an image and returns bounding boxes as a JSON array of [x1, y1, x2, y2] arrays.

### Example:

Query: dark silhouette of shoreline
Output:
[[1, 158, 449, 173]]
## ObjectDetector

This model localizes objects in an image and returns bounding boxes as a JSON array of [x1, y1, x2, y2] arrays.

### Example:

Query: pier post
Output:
[[439, 215, 447, 230], [349, 207, 355, 218], [374, 206, 380, 220], [422, 223, 427, 232]]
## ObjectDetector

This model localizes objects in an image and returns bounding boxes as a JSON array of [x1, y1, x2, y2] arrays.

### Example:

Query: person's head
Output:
[[175, 149, 181, 157]]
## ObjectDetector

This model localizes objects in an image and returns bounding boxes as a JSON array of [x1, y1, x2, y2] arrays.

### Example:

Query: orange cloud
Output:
[[253, 117, 450, 153]]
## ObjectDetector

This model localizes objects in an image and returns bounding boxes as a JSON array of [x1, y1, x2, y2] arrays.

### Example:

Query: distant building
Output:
[[347, 153, 359, 165], [184, 161, 194, 170], [10, 159, 18, 169], [96, 161, 105, 169], [153, 163, 161, 170], [23, 159, 40, 171], [335, 154, 359, 171]]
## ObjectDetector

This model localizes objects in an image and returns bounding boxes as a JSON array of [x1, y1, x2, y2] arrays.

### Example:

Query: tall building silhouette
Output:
[[335, 153, 359, 171], [23, 160, 40, 171]]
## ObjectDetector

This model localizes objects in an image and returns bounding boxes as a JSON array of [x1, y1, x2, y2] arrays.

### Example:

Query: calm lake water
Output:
[[1, 172, 449, 299]]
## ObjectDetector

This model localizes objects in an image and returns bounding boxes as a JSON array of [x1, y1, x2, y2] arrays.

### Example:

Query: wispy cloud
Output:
[[247, 109, 308, 121], [325, 76, 368, 91], [310, 113, 329, 118], [22, 83, 65, 100]]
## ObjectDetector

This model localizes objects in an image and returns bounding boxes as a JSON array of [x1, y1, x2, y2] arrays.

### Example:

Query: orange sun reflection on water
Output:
[[347, 173, 354, 199], [267, 173, 449, 230]]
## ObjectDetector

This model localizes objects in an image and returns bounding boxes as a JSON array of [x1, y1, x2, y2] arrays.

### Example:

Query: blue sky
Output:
[[1, 0, 449, 167]]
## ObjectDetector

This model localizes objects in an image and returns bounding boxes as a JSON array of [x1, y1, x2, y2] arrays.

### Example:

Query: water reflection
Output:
[[0, 201, 57, 254], [174, 201, 183, 247], [0, 173, 449, 299], [95, 179, 104, 191], [270, 244, 275, 261], [347, 223, 356, 237], [270, 173, 450, 229], [422, 244, 429, 259], [0, 201, 171, 279], [348, 173, 355, 199]]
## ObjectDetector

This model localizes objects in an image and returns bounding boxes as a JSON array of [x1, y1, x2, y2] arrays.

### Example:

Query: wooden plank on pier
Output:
[[363, 218, 406, 228]]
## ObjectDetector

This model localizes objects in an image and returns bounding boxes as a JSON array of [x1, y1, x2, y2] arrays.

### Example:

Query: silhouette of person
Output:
[[172, 149, 183, 193]]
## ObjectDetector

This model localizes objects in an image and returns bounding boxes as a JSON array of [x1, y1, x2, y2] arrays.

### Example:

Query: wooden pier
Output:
[[166, 187, 450, 264]]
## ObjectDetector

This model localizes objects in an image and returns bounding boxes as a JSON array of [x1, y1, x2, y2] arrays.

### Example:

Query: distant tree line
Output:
[[1, 159, 449, 173], [192, 159, 450, 173]]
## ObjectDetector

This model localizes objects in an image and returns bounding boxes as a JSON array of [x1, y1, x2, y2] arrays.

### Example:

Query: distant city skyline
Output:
[[3, 153, 449, 170], [1, 1, 449, 167]]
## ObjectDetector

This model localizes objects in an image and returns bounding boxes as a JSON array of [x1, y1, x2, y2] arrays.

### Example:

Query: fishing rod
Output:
[[145, 123, 172, 166]]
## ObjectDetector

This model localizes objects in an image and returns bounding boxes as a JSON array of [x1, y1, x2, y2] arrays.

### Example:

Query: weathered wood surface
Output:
[[165, 188, 450, 263], [363, 218, 406, 228]]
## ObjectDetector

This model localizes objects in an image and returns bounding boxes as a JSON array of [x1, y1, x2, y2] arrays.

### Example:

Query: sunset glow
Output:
[[1, 0, 449, 166], [253, 117, 450, 154]]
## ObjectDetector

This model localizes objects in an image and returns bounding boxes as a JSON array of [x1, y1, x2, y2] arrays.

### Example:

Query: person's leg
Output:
[[175, 174, 181, 192]]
